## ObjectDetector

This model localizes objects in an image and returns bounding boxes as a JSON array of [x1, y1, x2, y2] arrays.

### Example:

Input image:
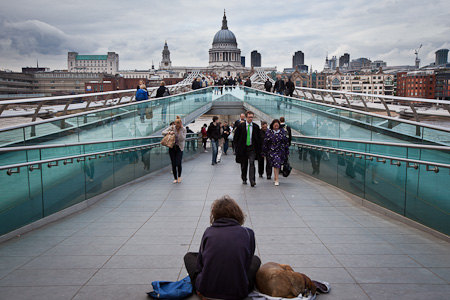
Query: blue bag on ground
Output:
[[147, 276, 192, 300]]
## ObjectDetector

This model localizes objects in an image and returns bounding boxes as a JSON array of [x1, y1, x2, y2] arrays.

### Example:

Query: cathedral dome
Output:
[[213, 29, 237, 45], [212, 11, 237, 45]]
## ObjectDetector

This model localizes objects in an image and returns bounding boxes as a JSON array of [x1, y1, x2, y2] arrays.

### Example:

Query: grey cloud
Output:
[[0, 19, 99, 56]]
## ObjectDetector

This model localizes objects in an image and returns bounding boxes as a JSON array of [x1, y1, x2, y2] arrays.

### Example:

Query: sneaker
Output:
[[204, 150, 208, 153], [267, 176, 271, 180]]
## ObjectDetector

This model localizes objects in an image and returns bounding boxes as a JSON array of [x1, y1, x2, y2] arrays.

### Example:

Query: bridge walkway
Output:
[[0, 151, 449, 300]]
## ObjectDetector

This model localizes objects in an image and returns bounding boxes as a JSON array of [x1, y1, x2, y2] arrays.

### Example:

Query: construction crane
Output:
[[415, 44, 422, 69]]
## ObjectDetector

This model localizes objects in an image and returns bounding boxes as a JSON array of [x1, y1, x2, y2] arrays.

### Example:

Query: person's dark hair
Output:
[[245, 110, 254, 117], [261, 120, 267, 126], [270, 119, 281, 130], [213, 116, 219, 122], [203, 123, 207, 127], [279, 117, 285, 123], [210, 195, 246, 225]]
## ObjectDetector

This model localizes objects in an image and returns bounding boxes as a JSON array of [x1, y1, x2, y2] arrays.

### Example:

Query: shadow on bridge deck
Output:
[[0, 151, 449, 300]]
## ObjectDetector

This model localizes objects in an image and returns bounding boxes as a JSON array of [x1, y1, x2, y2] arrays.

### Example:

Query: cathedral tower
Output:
[[160, 41, 172, 69]]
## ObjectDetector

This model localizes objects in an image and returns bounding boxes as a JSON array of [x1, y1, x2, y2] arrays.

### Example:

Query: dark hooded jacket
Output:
[[195, 218, 256, 300], [206, 122, 221, 141]]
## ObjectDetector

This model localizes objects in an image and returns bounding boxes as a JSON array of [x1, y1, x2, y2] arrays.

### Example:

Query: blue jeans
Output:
[[211, 139, 218, 164], [223, 140, 229, 154]]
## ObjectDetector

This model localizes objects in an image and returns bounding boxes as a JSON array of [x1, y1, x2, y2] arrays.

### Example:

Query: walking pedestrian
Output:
[[234, 111, 262, 187], [273, 75, 285, 110], [264, 78, 272, 92], [201, 124, 208, 152], [258, 121, 272, 179], [162, 116, 186, 183], [285, 78, 294, 108], [279, 117, 292, 147], [207, 116, 221, 165], [262, 119, 289, 186], [222, 121, 230, 155], [135, 83, 148, 123]]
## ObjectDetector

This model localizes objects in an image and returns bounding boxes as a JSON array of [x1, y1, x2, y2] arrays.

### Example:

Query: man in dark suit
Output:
[[273, 74, 286, 110], [234, 111, 262, 187]]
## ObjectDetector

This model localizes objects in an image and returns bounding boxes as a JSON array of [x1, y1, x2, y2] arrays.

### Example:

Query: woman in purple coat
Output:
[[262, 119, 290, 186]]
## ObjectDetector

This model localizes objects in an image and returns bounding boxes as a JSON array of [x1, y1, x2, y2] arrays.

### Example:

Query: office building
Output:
[[251, 50, 261, 67], [339, 53, 350, 68], [292, 51, 304, 68], [68, 52, 119, 74], [435, 49, 449, 66]]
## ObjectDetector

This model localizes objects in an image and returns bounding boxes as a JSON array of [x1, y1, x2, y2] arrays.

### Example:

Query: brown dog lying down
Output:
[[256, 262, 317, 298]]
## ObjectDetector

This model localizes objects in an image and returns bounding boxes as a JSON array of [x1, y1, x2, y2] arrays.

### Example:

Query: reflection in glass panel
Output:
[[0, 127, 25, 148], [0, 166, 43, 236], [406, 164, 450, 236], [42, 159, 85, 216]]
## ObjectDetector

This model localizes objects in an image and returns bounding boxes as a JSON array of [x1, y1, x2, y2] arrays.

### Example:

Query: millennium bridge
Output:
[[0, 81, 449, 299]]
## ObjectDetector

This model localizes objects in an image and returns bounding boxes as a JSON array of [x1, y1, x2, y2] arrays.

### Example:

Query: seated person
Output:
[[184, 195, 261, 300]]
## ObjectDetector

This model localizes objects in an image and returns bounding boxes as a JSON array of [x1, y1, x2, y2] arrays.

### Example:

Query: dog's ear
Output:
[[287, 271, 306, 297], [299, 273, 317, 295]]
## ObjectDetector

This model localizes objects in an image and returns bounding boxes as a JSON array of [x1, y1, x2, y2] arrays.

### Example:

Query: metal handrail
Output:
[[291, 135, 450, 151], [0, 133, 200, 153], [292, 141, 450, 172], [3, 136, 446, 175], [0, 83, 190, 105], [1, 136, 201, 174], [0, 83, 192, 127], [252, 82, 450, 105], [1, 133, 448, 154], [245, 85, 450, 133], [0, 85, 204, 132]]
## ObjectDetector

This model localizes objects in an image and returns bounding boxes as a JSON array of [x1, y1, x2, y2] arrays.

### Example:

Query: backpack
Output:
[[201, 80, 207, 88], [147, 276, 192, 300]]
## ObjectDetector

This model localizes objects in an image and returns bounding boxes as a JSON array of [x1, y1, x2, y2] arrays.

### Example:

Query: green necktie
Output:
[[246, 124, 251, 146]]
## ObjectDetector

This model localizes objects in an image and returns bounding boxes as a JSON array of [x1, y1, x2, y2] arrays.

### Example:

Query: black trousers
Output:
[[258, 156, 272, 178], [169, 146, 183, 179], [184, 252, 261, 294], [241, 146, 256, 183]]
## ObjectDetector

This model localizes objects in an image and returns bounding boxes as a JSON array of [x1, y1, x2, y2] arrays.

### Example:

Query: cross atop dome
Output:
[[222, 9, 228, 30]]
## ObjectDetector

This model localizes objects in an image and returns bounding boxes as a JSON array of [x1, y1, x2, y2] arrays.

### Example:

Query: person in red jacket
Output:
[[184, 196, 261, 300], [201, 124, 208, 152]]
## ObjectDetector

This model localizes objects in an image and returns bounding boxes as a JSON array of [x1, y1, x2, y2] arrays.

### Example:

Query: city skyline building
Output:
[[397, 70, 436, 99], [293, 51, 305, 68], [435, 49, 449, 65], [67, 52, 119, 74], [339, 53, 350, 68], [251, 50, 261, 67]]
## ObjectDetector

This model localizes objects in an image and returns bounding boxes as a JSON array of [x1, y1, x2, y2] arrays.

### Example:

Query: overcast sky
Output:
[[1, 0, 449, 73]]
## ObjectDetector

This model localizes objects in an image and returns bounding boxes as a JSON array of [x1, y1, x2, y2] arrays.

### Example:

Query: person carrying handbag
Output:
[[162, 116, 186, 183], [262, 119, 290, 186]]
